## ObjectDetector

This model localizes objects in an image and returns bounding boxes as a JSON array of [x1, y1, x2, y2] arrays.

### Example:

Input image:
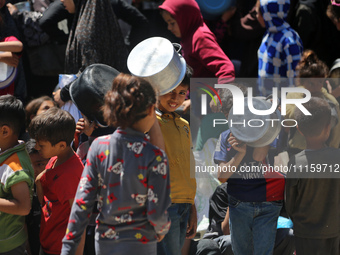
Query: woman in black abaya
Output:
[[62, 0, 128, 74]]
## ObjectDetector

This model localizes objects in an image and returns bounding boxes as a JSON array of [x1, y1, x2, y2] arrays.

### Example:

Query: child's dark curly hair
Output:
[[103, 73, 156, 129], [296, 50, 329, 78], [327, 0, 340, 25]]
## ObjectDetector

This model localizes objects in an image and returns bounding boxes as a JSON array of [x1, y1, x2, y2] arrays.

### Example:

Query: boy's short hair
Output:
[[0, 95, 25, 136], [296, 50, 329, 79], [181, 65, 193, 88], [218, 83, 247, 116], [28, 107, 76, 146], [294, 97, 331, 137]]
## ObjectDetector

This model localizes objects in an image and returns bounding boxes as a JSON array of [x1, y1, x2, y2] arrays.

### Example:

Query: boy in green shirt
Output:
[[0, 95, 34, 254]]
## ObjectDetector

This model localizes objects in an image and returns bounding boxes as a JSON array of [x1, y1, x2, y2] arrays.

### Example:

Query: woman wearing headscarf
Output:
[[62, 0, 128, 74]]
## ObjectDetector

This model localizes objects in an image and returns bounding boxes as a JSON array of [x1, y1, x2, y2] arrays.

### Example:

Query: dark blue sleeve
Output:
[[213, 130, 232, 164]]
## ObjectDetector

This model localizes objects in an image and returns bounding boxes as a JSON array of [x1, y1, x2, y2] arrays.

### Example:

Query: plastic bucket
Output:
[[196, 0, 236, 20]]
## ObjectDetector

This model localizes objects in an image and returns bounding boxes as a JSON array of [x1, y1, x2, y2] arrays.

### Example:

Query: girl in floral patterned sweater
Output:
[[61, 74, 171, 255]]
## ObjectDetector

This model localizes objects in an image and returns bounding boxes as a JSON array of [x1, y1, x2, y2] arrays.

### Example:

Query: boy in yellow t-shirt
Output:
[[155, 68, 197, 255]]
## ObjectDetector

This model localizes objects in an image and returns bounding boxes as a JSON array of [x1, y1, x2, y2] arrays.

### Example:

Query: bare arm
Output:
[[60, 0, 75, 13], [218, 134, 246, 181], [186, 204, 197, 239], [68, 199, 86, 255], [0, 52, 20, 67], [35, 170, 47, 205], [218, 151, 246, 181], [0, 41, 23, 53], [221, 207, 230, 235], [0, 181, 31, 215]]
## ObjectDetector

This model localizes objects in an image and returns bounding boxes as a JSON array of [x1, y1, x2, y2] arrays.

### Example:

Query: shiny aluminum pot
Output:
[[228, 97, 281, 147], [127, 37, 186, 95]]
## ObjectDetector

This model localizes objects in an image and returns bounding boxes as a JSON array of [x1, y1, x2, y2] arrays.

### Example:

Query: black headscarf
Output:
[[65, 0, 128, 74]]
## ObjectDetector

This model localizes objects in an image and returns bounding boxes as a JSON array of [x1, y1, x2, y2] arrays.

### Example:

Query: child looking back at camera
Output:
[[155, 69, 197, 255], [286, 97, 340, 255], [28, 107, 85, 255], [61, 74, 171, 255]]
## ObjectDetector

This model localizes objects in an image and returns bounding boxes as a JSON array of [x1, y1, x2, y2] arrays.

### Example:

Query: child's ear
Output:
[[30, 114, 36, 121], [0, 125, 12, 138], [148, 105, 155, 116], [56, 141, 67, 150], [296, 125, 304, 136], [324, 122, 332, 137]]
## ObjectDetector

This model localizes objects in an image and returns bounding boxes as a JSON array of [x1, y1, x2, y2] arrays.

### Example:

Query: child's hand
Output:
[[209, 95, 219, 113], [186, 204, 197, 239], [35, 169, 48, 205], [82, 117, 97, 137], [73, 118, 85, 150], [52, 89, 65, 107], [75, 118, 86, 135], [0, 52, 19, 67], [156, 234, 165, 242], [182, 99, 191, 114], [73, 117, 97, 150], [6, 3, 18, 15], [61, 0, 75, 13], [228, 133, 246, 154]]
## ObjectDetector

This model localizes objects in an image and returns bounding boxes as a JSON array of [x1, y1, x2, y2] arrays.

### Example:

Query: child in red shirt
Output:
[[29, 107, 85, 255]]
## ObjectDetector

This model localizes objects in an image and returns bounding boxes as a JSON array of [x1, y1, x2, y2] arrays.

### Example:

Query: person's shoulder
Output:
[[289, 149, 306, 162], [192, 25, 215, 42], [319, 147, 340, 156], [219, 129, 231, 140], [145, 142, 168, 159], [178, 115, 189, 126], [192, 28, 220, 54], [62, 151, 84, 169], [286, 86, 305, 99], [281, 27, 303, 44], [321, 88, 339, 105], [1, 143, 26, 168], [91, 134, 113, 146]]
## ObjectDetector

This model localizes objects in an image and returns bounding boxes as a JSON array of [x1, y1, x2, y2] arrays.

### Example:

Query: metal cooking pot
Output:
[[127, 37, 186, 95], [228, 97, 281, 147], [69, 64, 120, 127], [0, 61, 17, 89]]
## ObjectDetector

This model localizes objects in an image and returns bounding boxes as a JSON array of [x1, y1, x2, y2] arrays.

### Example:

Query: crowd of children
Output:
[[1, 0, 340, 255]]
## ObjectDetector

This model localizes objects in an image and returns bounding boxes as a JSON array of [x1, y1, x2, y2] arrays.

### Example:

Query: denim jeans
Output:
[[0, 242, 25, 255], [157, 203, 191, 255], [228, 195, 282, 255]]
